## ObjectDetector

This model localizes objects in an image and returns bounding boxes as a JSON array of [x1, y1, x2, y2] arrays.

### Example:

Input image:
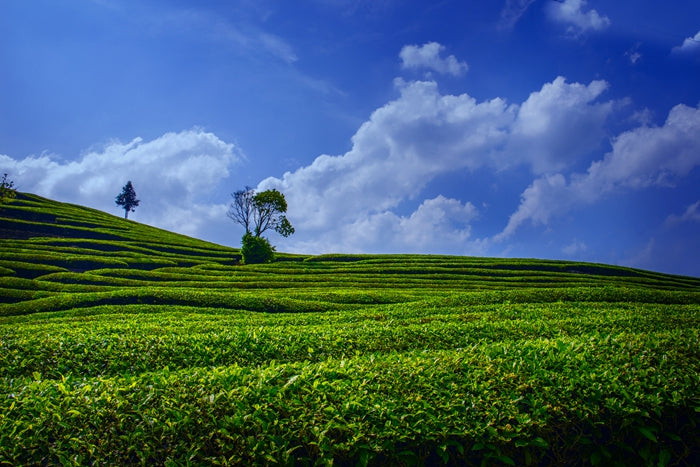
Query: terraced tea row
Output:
[[3, 197, 699, 304], [2, 323, 697, 465], [2, 301, 697, 380]]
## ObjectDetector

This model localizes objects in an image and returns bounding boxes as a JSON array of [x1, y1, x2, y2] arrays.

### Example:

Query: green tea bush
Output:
[[241, 233, 275, 264]]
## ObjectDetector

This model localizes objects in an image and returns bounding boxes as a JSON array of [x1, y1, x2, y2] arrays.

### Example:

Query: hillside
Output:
[[1, 192, 240, 271], [2, 192, 698, 307], [0, 193, 699, 465]]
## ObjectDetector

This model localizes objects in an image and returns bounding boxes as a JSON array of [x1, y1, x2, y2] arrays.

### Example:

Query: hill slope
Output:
[[2, 192, 698, 311], [1, 192, 240, 273], [0, 193, 699, 465]]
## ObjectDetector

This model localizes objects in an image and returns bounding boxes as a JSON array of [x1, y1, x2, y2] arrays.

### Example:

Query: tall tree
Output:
[[228, 187, 294, 264], [115, 181, 140, 219], [227, 187, 294, 238], [227, 186, 256, 235]]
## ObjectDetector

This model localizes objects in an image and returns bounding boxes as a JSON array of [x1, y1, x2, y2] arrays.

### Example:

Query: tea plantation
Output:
[[1, 193, 699, 465]]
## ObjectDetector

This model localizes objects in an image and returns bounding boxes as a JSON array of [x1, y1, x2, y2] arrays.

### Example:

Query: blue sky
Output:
[[2, 0, 700, 276]]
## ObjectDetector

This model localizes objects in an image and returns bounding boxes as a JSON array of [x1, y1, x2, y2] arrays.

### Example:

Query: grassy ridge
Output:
[[1, 193, 699, 465]]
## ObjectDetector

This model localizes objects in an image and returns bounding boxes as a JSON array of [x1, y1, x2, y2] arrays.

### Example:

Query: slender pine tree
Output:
[[115, 181, 140, 219]]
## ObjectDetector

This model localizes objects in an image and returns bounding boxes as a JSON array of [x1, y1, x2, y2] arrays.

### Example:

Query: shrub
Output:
[[1, 173, 16, 204], [241, 233, 275, 264]]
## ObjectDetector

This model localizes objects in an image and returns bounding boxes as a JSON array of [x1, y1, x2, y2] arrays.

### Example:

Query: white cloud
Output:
[[496, 173, 570, 240], [666, 201, 700, 225], [629, 108, 653, 126], [290, 195, 481, 255], [499, 103, 700, 238], [259, 68, 614, 254], [563, 239, 587, 256], [143, 5, 298, 64], [623, 238, 655, 270], [259, 78, 516, 234], [547, 0, 610, 35], [584, 104, 700, 190], [386, 196, 479, 252], [628, 52, 641, 64], [507, 76, 612, 173], [499, 0, 537, 29], [400, 42, 469, 76], [1, 129, 242, 240], [255, 31, 298, 63], [672, 30, 700, 54], [626, 44, 642, 64]]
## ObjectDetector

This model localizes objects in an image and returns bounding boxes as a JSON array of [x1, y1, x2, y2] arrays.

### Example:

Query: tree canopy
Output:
[[115, 181, 140, 219], [227, 187, 294, 238]]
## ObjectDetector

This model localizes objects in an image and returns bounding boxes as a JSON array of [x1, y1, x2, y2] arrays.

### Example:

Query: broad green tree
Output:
[[227, 187, 294, 238]]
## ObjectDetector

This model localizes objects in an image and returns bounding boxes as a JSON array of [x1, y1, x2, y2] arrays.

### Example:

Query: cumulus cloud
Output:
[[547, 0, 610, 35], [507, 76, 612, 173], [260, 78, 515, 233], [259, 66, 615, 254], [400, 42, 469, 76], [499, 103, 700, 238], [0, 129, 242, 239], [288, 195, 482, 255], [578, 104, 700, 192], [672, 30, 700, 54]]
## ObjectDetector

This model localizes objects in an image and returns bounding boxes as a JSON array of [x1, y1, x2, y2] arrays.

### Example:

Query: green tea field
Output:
[[1, 193, 699, 465]]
